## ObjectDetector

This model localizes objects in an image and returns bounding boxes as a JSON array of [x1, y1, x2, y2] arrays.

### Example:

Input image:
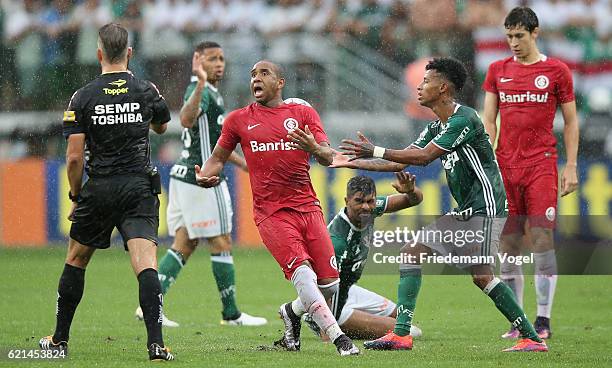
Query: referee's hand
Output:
[[195, 164, 220, 188], [68, 202, 77, 221]]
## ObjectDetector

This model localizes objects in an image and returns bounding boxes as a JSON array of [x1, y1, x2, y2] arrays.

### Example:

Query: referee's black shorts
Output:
[[70, 174, 159, 250]]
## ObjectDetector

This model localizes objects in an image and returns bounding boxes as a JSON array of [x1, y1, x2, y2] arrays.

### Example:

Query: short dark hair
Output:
[[195, 41, 221, 53], [347, 176, 376, 198], [272, 63, 285, 79], [257, 60, 285, 79], [425, 57, 468, 93], [504, 7, 539, 33], [98, 23, 129, 64]]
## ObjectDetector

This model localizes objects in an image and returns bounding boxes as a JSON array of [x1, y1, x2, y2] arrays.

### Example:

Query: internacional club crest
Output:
[[329, 255, 338, 270], [283, 118, 299, 132], [534, 75, 549, 89]]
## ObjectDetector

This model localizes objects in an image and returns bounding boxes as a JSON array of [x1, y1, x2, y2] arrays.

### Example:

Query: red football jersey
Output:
[[217, 102, 329, 224], [483, 55, 575, 168]]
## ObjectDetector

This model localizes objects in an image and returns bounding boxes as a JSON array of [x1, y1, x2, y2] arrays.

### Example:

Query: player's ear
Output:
[[439, 81, 448, 95], [531, 27, 539, 40], [344, 197, 348, 206], [97, 47, 103, 63], [126, 47, 133, 60], [277, 77, 285, 90]]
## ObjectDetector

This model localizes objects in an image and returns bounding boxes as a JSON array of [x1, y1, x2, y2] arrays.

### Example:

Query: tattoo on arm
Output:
[[359, 158, 406, 172]]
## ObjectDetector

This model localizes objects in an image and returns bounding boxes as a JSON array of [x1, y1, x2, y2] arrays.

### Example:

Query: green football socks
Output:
[[394, 268, 422, 337], [157, 249, 185, 295], [484, 278, 542, 342], [211, 252, 240, 320]]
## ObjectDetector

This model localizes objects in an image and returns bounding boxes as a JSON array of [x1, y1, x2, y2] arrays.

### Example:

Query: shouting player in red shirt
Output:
[[482, 7, 579, 340], [195, 60, 360, 356]]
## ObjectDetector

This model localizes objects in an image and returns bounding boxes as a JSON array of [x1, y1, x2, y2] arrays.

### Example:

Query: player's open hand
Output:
[[392, 171, 416, 194], [560, 164, 578, 197], [194, 164, 220, 188], [192, 52, 207, 85], [287, 125, 318, 153], [330, 148, 357, 169], [339, 131, 375, 161]]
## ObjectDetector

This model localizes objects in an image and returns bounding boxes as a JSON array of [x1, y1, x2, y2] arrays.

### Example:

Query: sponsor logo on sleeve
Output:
[[63, 110, 76, 122], [451, 127, 470, 148]]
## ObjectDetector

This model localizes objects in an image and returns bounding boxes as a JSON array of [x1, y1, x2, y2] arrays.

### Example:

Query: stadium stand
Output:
[[0, 0, 610, 159]]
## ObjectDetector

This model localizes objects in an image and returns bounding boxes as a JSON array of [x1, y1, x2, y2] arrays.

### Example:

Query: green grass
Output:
[[0, 246, 610, 367]]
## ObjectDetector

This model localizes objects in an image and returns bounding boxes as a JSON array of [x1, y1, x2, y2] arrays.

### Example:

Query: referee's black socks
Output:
[[138, 268, 164, 347], [53, 264, 85, 343]]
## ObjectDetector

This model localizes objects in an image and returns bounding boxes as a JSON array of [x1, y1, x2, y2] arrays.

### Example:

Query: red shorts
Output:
[[500, 160, 558, 234], [257, 208, 339, 281]]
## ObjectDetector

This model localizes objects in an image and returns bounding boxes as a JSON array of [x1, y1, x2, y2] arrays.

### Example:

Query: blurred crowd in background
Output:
[[0, 0, 610, 160]]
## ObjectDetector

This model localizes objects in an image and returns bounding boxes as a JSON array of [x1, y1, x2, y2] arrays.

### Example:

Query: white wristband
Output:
[[373, 146, 385, 159]]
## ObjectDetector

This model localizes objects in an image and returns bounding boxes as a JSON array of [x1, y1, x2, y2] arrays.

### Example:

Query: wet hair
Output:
[[425, 57, 468, 93], [259, 60, 284, 79], [252, 60, 285, 80], [272, 63, 285, 79], [504, 7, 539, 33], [347, 176, 376, 198], [194, 41, 222, 53], [98, 23, 129, 64]]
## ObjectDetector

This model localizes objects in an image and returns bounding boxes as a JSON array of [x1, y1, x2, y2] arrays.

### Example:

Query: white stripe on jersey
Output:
[[465, 143, 496, 216], [461, 144, 496, 216], [198, 115, 207, 161]]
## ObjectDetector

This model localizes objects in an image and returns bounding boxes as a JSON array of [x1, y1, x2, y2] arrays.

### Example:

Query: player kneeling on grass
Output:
[[297, 174, 424, 340], [336, 57, 547, 353]]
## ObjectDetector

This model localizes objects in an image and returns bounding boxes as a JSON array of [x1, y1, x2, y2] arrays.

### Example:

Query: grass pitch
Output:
[[0, 246, 610, 367]]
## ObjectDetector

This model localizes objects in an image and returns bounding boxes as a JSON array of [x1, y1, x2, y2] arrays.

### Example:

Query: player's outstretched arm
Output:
[[331, 154, 407, 172], [386, 171, 424, 211], [339, 131, 443, 166], [195, 144, 231, 187], [560, 100, 579, 196], [287, 125, 333, 166], [228, 151, 248, 172], [482, 92, 499, 147]]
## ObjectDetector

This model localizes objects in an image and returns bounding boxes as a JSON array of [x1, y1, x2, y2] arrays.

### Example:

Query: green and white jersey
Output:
[[412, 104, 507, 218], [328, 196, 387, 319], [170, 77, 226, 185]]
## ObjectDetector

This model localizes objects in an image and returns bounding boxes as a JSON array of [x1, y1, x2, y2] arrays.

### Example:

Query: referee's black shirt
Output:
[[62, 71, 170, 177]]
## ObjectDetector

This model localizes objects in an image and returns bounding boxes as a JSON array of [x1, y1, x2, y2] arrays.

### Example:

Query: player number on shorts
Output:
[[170, 164, 188, 178]]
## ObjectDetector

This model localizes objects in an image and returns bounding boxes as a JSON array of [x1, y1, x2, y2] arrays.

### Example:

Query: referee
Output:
[[38, 23, 174, 361]]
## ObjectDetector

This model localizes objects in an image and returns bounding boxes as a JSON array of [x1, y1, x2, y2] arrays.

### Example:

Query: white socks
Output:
[[534, 249, 558, 318], [500, 261, 524, 307], [291, 265, 343, 342]]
